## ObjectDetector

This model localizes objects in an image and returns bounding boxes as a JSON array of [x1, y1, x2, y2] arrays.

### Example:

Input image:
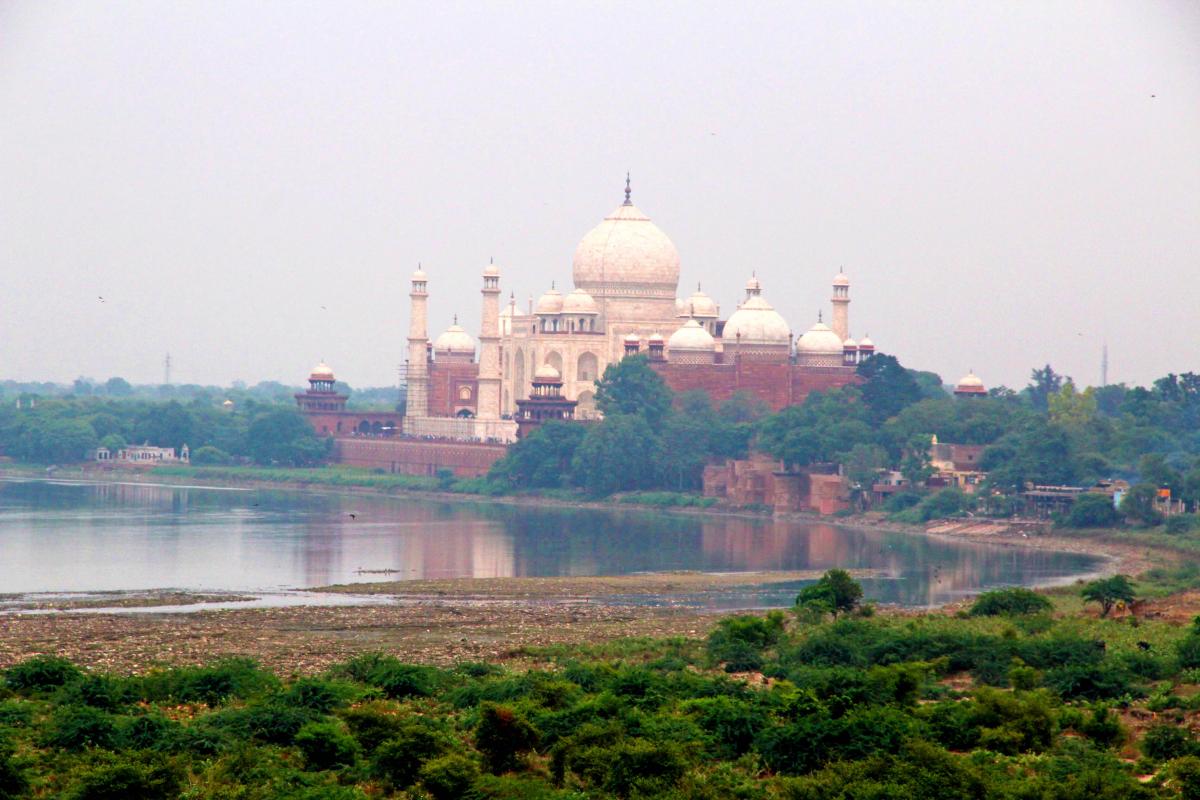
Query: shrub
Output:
[[883, 492, 922, 512], [372, 719, 451, 789], [43, 705, 118, 750], [1079, 705, 1125, 748], [681, 695, 767, 758], [0, 738, 28, 800], [795, 570, 863, 618], [1065, 493, 1119, 528], [282, 678, 354, 713], [4, 655, 81, 694], [295, 721, 360, 771], [140, 658, 277, 705], [1166, 514, 1199, 534], [340, 703, 410, 754], [62, 756, 182, 800], [475, 702, 539, 774], [420, 754, 480, 800], [707, 612, 786, 670], [202, 703, 315, 746], [1142, 724, 1198, 761], [1081, 575, 1136, 618], [969, 587, 1053, 617], [334, 654, 443, 699], [189, 445, 230, 466], [1043, 663, 1139, 701]]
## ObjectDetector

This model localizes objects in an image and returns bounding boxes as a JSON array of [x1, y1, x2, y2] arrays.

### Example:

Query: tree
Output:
[[103, 377, 133, 397], [245, 408, 328, 467], [571, 414, 659, 496], [1065, 493, 1118, 528], [594, 355, 673, 427], [1026, 365, 1065, 412], [1047, 380, 1096, 429], [842, 443, 887, 491], [899, 434, 934, 488], [1119, 483, 1163, 526], [856, 354, 923, 424], [133, 401, 194, 450], [489, 420, 586, 489], [796, 569, 863, 617], [1081, 575, 1136, 617]]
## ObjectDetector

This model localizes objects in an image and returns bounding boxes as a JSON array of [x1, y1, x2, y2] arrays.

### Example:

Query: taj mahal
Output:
[[299, 177, 879, 446]]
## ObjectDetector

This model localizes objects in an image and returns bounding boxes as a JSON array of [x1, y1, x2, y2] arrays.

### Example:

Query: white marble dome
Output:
[[722, 295, 791, 345], [832, 271, 850, 287], [572, 202, 680, 299], [534, 364, 561, 381], [561, 288, 599, 315], [668, 318, 716, 351], [796, 321, 844, 354], [684, 288, 719, 318], [433, 323, 476, 354], [957, 371, 985, 389], [535, 287, 563, 315], [483, 262, 500, 277], [309, 362, 335, 381]]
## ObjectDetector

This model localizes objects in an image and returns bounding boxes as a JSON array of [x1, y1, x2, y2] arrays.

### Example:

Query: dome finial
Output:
[[623, 171, 632, 206], [453, 313, 458, 325], [818, 310, 823, 323]]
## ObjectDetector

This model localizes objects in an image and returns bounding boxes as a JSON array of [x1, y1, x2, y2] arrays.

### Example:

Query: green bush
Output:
[[1065, 492, 1119, 528], [371, 719, 451, 789], [140, 658, 277, 705], [1166, 514, 1199, 534], [42, 705, 118, 750], [295, 721, 360, 771], [1142, 724, 1198, 761], [4, 655, 82, 694], [0, 738, 28, 800], [969, 587, 1053, 617], [62, 756, 182, 800], [420, 754, 480, 800], [475, 702, 539, 773]]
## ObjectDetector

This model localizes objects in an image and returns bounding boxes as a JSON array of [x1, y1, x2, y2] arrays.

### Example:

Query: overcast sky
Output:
[[2, 1, 1197, 391]]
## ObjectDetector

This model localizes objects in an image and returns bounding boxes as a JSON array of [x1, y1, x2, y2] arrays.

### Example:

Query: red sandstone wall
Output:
[[652, 362, 859, 411], [428, 362, 480, 417], [334, 437, 506, 478], [302, 411, 401, 437]]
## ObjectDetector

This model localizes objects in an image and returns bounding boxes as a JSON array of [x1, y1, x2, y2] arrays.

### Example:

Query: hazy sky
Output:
[[2, 1, 1197, 391]]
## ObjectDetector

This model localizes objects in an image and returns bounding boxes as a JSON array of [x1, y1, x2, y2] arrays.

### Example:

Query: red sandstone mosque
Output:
[[297, 178, 883, 461]]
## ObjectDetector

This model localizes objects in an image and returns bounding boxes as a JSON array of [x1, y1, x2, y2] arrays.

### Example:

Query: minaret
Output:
[[477, 260, 502, 420], [831, 269, 850, 342], [405, 266, 430, 419]]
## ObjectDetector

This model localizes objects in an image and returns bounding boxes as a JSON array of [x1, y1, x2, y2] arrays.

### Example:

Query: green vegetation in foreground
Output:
[[7, 574, 1200, 799]]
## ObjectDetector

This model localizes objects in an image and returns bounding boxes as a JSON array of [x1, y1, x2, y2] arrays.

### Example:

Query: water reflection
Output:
[[0, 479, 1101, 607]]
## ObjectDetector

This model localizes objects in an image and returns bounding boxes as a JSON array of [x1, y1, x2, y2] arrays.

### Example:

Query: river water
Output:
[[0, 478, 1101, 608]]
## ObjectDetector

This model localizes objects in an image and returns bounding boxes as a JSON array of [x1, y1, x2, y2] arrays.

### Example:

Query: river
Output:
[[0, 478, 1101, 608]]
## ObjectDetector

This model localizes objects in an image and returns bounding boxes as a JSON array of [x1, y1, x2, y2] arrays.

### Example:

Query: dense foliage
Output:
[[4, 574, 1199, 799], [0, 398, 329, 467], [491, 357, 763, 495]]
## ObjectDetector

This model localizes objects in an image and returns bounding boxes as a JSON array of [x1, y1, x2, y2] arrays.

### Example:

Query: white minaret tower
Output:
[[477, 260, 502, 420], [831, 269, 850, 342], [405, 266, 430, 419]]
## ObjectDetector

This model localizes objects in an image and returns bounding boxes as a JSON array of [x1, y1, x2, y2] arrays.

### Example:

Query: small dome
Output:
[[723, 295, 791, 345], [433, 324, 476, 354], [483, 262, 500, 277], [832, 271, 850, 287], [534, 364, 561, 381], [649, 332, 664, 344], [744, 275, 762, 294], [858, 335, 875, 349], [796, 322, 845, 354], [843, 338, 858, 350], [535, 287, 563, 315], [957, 371, 985, 389], [684, 288, 718, 318], [222, 399, 234, 407], [624, 333, 641, 344], [310, 362, 335, 381], [411, 268, 427, 281], [675, 297, 688, 315], [562, 288, 599, 315], [668, 319, 716, 351]]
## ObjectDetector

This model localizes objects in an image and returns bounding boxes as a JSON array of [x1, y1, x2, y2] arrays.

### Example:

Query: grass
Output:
[[614, 491, 717, 508]]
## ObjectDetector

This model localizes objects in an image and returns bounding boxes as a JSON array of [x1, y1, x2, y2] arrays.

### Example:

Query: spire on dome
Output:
[[818, 310, 823, 323], [623, 172, 632, 206]]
